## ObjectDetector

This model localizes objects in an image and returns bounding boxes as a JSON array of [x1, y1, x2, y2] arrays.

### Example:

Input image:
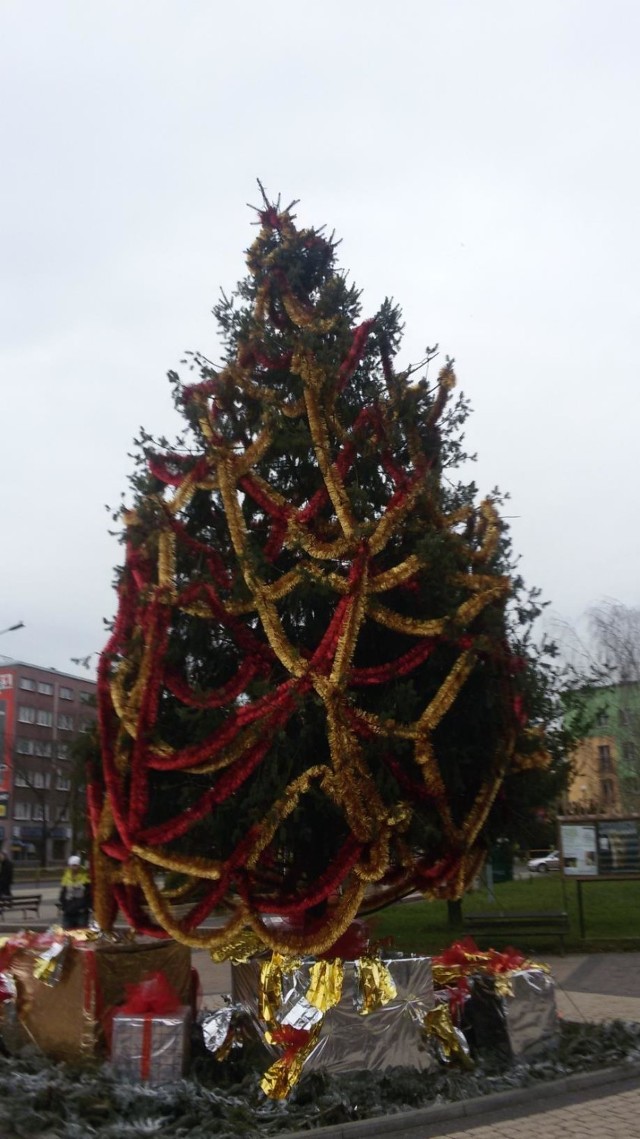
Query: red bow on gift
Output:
[[270, 1024, 312, 1063], [434, 937, 525, 975], [103, 971, 182, 1052], [120, 972, 182, 1016]]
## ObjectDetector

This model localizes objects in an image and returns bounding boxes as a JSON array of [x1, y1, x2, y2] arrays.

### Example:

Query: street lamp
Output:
[[0, 622, 24, 636]]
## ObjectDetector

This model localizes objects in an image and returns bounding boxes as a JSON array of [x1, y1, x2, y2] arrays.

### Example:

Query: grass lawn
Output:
[[369, 872, 640, 955]]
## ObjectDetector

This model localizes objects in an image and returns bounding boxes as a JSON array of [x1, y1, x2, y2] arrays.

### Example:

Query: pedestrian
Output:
[[0, 849, 13, 901], [59, 855, 91, 929]]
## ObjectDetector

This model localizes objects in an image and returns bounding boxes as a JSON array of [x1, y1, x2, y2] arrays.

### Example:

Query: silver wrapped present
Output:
[[111, 1006, 191, 1084], [233, 955, 437, 1076], [465, 968, 558, 1061]]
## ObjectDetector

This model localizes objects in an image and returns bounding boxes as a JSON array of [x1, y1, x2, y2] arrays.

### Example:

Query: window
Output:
[[79, 691, 94, 704], [32, 804, 50, 822], [58, 686, 74, 701], [37, 682, 53, 696], [57, 743, 69, 760], [14, 772, 28, 787], [598, 744, 612, 772], [33, 740, 52, 758], [79, 718, 94, 734], [623, 740, 639, 763], [57, 713, 74, 731], [595, 709, 609, 728], [56, 775, 71, 791], [619, 709, 631, 727], [36, 709, 53, 727], [16, 738, 34, 755], [601, 779, 615, 806], [18, 706, 36, 724], [19, 678, 36, 691], [32, 771, 51, 789], [14, 802, 31, 820]]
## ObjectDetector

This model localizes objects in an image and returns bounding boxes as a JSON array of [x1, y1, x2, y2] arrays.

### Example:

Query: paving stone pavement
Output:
[[419, 1083, 640, 1139]]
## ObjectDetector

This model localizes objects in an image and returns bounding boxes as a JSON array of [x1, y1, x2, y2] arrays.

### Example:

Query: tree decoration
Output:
[[92, 191, 551, 955]]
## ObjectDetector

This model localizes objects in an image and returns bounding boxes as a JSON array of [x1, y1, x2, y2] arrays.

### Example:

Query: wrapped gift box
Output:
[[111, 1006, 191, 1084], [233, 955, 437, 1075], [1, 936, 191, 1064], [464, 968, 558, 1062]]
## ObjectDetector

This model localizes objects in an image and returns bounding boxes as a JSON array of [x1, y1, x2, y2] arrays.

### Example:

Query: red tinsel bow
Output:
[[434, 937, 526, 976], [120, 971, 182, 1016], [434, 936, 483, 968], [270, 1024, 312, 1061], [317, 919, 371, 962], [445, 975, 470, 1020]]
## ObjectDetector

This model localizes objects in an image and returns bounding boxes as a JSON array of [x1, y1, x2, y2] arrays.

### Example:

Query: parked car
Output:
[[527, 850, 561, 873]]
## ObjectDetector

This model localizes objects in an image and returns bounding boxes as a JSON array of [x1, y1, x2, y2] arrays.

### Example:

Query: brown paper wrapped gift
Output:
[[4, 937, 191, 1064]]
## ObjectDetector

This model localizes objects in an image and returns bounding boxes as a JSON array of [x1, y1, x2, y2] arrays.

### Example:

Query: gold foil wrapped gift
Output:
[[4, 937, 191, 1064]]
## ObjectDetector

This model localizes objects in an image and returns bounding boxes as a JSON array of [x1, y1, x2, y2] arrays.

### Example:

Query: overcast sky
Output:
[[1, 0, 638, 675]]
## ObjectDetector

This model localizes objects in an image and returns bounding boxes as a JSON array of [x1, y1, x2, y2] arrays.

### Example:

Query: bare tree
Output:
[[588, 600, 640, 683]]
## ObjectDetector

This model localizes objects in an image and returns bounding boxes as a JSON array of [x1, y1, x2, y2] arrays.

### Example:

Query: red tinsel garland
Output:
[[240, 834, 363, 917], [350, 638, 437, 685], [337, 319, 375, 391], [164, 658, 261, 709]]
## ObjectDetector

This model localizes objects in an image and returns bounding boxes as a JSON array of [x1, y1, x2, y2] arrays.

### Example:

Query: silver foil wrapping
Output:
[[233, 956, 437, 1074], [200, 1005, 276, 1068], [466, 968, 558, 1062], [201, 1007, 235, 1054], [111, 1007, 191, 1085]]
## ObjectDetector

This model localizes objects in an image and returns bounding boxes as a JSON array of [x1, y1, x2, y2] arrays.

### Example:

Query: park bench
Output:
[[462, 910, 570, 954], [0, 893, 43, 921]]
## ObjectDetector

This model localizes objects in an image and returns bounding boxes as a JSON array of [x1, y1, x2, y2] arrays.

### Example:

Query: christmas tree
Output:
[[91, 191, 556, 955]]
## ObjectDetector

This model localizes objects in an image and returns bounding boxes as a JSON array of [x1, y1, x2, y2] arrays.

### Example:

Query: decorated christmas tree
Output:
[[91, 192, 559, 956]]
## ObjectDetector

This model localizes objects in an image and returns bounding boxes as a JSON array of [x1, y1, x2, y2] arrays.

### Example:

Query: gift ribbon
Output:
[[141, 1016, 153, 1081], [357, 956, 397, 1015], [105, 970, 182, 1072], [306, 959, 344, 1012], [260, 1024, 321, 1099], [424, 1004, 473, 1068]]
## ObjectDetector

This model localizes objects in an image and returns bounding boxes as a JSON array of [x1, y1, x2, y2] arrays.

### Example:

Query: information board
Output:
[[559, 817, 640, 876], [560, 823, 597, 875]]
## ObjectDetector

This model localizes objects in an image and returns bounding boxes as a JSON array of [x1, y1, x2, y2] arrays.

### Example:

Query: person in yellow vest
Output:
[[59, 855, 91, 929]]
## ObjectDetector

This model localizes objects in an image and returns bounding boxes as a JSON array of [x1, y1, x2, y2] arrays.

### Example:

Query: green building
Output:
[[566, 682, 640, 814]]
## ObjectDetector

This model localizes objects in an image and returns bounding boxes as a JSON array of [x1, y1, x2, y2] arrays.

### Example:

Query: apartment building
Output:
[[0, 659, 97, 863], [566, 682, 640, 815]]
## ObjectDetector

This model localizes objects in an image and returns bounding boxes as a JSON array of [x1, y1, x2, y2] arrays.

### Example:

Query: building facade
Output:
[[0, 660, 96, 864], [566, 734, 622, 814], [566, 682, 640, 815]]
